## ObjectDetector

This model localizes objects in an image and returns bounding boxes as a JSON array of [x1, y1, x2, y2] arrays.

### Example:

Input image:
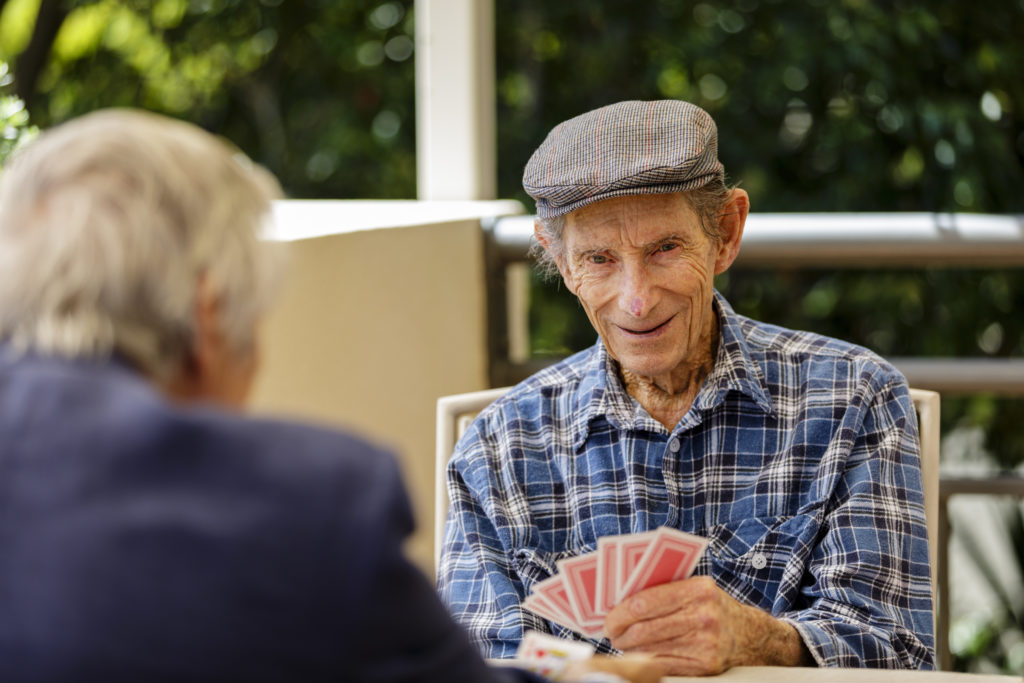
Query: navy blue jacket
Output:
[[0, 350, 543, 682]]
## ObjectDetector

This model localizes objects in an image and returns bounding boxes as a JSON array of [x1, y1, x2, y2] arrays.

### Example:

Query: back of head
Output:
[[0, 109, 282, 383]]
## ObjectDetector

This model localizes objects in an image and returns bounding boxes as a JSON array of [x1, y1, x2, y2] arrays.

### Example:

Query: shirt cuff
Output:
[[780, 617, 841, 667]]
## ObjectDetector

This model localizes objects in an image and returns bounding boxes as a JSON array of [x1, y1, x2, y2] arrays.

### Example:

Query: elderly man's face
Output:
[[556, 192, 736, 383]]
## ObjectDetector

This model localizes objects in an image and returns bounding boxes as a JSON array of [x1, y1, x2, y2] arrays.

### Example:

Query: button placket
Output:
[[661, 433, 684, 529]]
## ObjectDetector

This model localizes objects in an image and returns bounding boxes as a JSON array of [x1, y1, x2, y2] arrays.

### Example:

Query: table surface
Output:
[[662, 667, 1022, 682]]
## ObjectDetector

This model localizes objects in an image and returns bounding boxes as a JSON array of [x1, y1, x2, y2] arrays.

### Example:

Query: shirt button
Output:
[[668, 439, 680, 453], [751, 552, 768, 570]]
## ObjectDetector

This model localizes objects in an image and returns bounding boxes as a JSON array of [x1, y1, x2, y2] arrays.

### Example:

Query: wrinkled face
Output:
[[557, 193, 727, 381]]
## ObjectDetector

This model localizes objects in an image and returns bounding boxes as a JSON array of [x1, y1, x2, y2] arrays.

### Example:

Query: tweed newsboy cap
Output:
[[523, 100, 724, 219]]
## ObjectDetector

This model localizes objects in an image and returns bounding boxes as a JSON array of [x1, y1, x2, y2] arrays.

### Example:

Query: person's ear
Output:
[[713, 188, 748, 275], [191, 275, 222, 388], [162, 276, 219, 402], [186, 276, 258, 408], [534, 219, 578, 294]]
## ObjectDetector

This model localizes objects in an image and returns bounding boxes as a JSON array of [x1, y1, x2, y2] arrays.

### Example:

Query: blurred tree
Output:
[[495, 0, 1024, 214], [0, 0, 416, 198], [0, 59, 38, 168]]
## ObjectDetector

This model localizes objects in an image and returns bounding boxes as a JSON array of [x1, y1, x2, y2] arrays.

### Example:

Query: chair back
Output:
[[435, 387, 512, 572], [909, 388, 940, 608]]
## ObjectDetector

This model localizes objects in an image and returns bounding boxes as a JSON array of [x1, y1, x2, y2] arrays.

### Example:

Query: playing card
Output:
[[523, 593, 574, 628], [556, 554, 600, 621], [529, 573, 586, 634], [611, 530, 660, 603], [595, 535, 621, 614], [514, 630, 595, 678], [524, 528, 708, 639], [556, 554, 606, 637], [619, 526, 708, 599]]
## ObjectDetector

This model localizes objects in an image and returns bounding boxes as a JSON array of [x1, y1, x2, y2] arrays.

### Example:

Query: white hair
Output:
[[0, 108, 283, 382]]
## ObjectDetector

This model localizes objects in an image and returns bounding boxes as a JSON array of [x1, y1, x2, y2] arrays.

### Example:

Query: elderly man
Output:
[[438, 100, 934, 674], [0, 109, 658, 683]]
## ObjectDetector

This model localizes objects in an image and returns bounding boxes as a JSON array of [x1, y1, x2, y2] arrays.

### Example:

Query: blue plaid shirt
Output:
[[438, 293, 934, 669]]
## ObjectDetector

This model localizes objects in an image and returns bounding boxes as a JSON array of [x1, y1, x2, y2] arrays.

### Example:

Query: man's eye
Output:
[[658, 243, 677, 253], [589, 254, 608, 264]]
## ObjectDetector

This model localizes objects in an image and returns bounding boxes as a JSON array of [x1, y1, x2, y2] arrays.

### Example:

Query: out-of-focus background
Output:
[[2, 0, 1022, 674]]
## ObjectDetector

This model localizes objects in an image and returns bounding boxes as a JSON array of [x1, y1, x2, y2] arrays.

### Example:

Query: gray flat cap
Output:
[[523, 100, 724, 219]]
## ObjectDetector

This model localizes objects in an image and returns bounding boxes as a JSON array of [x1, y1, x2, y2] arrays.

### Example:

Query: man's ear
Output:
[[190, 275, 223, 387], [164, 275, 256, 408], [168, 276, 224, 397], [533, 219, 577, 294], [713, 188, 748, 275]]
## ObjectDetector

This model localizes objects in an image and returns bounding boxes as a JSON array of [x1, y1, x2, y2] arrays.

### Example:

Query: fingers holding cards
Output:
[[522, 527, 706, 639]]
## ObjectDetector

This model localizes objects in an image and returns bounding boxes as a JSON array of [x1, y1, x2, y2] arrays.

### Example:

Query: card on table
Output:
[[513, 630, 595, 678]]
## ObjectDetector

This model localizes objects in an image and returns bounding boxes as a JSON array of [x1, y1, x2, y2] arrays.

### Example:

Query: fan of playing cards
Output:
[[523, 527, 707, 639]]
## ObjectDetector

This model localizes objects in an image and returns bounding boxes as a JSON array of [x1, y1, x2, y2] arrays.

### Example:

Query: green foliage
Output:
[[0, 62, 38, 169], [1, 0, 416, 199], [494, 0, 1024, 214]]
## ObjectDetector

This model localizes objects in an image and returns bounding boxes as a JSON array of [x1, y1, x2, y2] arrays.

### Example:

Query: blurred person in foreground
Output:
[[438, 100, 934, 674], [0, 109, 657, 683]]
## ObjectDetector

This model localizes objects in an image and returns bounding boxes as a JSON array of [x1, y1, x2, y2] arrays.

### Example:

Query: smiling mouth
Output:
[[619, 317, 672, 335]]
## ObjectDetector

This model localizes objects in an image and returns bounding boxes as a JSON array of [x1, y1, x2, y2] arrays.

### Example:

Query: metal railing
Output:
[[482, 212, 1024, 670], [487, 212, 1024, 266]]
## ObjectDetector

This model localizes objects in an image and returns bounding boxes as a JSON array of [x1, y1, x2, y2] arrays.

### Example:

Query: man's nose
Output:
[[618, 265, 656, 319]]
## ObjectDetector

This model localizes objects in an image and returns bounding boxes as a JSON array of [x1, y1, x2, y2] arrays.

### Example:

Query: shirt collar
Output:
[[697, 292, 775, 416], [571, 290, 774, 450]]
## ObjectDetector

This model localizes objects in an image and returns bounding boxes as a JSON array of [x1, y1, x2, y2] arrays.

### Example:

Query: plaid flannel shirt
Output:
[[438, 293, 934, 669]]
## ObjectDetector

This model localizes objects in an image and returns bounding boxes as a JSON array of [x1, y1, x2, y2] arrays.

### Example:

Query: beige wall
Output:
[[249, 216, 494, 572]]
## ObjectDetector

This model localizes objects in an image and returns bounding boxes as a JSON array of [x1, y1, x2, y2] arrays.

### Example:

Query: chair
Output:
[[434, 386, 941, 607], [908, 388, 941, 610], [434, 386, 512, 572]]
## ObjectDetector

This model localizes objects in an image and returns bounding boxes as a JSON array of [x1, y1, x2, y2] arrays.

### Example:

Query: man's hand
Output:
[[604, 576, 812, 676]]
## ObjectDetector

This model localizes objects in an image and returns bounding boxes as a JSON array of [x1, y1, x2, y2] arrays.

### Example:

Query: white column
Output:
[[415, 0, 496, 200]]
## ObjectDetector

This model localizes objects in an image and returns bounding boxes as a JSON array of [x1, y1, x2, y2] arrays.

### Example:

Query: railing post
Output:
[[939, 494, 951, 670], [414, 0, 496, 200]]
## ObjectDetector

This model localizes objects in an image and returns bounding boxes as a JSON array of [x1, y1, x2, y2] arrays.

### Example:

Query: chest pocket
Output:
[[512, 546, 574, 595], [705, 514, 818, 611]]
